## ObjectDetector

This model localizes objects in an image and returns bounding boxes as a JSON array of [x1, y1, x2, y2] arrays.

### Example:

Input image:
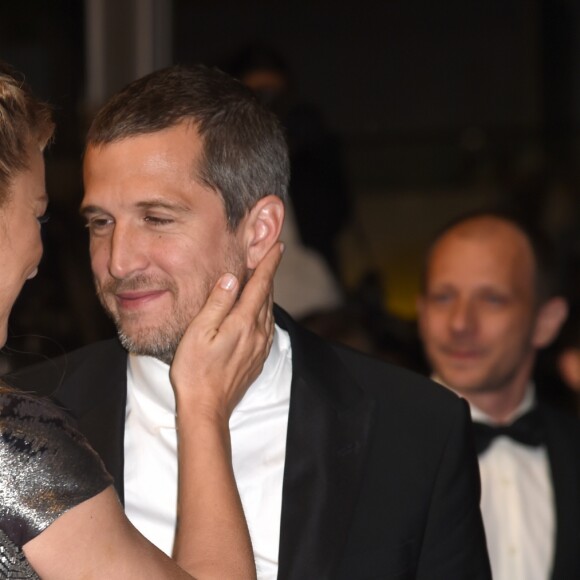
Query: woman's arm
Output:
[[24, 486, 193, 579], [170, 242, 283, 579]]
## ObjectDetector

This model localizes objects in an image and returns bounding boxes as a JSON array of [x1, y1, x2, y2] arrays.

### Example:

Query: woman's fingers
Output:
[[183, 273, 240, 342], [233, 242, 284, 319]]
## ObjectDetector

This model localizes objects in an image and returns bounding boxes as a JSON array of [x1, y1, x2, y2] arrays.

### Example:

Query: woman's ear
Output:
[[242, 195, 285, 270], [532, 297, 569, 349]]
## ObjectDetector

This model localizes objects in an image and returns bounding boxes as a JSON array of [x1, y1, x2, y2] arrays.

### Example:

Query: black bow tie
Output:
[[472, 408, 545, 455]]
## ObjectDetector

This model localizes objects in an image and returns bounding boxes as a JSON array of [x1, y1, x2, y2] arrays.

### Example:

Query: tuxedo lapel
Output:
[[275, 309, 376, 579], [541, 406, 580, 580]]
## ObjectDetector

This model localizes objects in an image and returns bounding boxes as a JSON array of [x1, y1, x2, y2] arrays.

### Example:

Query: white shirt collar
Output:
[[128, 324, 290, 424], [431, 375, 536, 426]]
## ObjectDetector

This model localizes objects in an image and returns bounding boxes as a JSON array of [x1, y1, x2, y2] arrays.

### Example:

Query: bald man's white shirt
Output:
[[433, 378, 555, 580]]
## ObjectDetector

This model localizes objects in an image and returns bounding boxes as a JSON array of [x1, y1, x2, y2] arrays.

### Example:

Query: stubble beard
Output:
[[95, 251, 247, 365], [96, 274, 203, 365], [116, 314, 190, 365]]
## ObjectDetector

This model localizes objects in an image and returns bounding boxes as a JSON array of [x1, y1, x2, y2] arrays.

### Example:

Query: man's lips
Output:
[[114, 290, 168, 310], [440, 347, 484, 361]]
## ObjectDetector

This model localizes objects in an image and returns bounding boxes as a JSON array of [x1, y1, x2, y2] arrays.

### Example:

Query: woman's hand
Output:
[[169, 242, 284, 423], [169, 243, 282, 579]]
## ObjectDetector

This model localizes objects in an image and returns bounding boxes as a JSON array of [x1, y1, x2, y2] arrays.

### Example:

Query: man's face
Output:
[[82, 124, 246, 363], [417, 219, 540, 397]]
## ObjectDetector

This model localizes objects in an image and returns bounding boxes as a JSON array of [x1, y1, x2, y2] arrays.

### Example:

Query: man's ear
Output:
[[242, 195, 285, 270], [558, 349, 580, 392], [532, 297, 569, 349]]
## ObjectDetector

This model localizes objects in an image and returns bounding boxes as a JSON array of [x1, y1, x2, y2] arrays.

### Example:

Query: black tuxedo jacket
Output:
[[5, 308, 491, 579], [536, 403, 580, 580]]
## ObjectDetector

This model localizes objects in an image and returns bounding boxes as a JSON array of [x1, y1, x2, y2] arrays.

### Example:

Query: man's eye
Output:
[[37, 212, 50, 225], [430, 293, 452, 304], [483, 294, 506, 305], [85, 217, 113, 230], [144, 215, 173, 225]]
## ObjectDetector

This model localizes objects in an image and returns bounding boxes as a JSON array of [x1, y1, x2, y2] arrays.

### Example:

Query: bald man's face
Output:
[[417, 219, 539, 397]]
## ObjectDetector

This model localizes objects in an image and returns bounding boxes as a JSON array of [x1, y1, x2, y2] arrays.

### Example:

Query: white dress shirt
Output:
[[470, 386, 555, 580], [124, 325, 293, 580]]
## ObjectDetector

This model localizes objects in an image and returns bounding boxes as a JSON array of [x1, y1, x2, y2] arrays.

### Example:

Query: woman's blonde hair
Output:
[[0, 62, 54, 207]]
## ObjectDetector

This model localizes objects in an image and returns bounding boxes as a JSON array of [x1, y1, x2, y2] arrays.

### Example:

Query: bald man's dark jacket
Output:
[[533, 403, 580, 579], [5, 307, 491, 579]]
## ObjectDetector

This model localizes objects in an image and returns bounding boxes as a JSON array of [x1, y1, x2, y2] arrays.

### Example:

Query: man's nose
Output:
[[449, 298, 476, 335], [108, 224, 149, 279]]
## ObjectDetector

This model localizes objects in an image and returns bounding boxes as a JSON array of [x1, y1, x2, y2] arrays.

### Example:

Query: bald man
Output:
[[417, 211, 580, 580]]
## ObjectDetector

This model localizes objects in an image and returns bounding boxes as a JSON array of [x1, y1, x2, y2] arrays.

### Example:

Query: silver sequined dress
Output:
[[0, 390, 113, 578]]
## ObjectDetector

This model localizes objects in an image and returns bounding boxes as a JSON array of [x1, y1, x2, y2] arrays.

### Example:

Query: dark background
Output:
[[2, 0, 580, 374]]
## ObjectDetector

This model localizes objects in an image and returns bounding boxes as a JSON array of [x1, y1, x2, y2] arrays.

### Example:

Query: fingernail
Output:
[[220, 273, 236, 290]]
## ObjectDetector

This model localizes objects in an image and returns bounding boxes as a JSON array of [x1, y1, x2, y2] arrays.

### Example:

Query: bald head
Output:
[[417, 213, 567, 414], [422, 212, 559, 307], [426, 216, 537, 307], [435, 215, 532, 250]]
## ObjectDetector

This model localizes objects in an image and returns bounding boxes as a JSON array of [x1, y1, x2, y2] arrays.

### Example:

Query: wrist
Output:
[[175, 397, 231, 431]]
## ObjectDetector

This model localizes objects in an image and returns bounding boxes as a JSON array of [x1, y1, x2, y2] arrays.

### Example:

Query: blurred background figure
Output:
[[416, 210, 580, 580], [271, 201, 344, 319], [226, 43, 353, 321], [228, 43, 352, 284]]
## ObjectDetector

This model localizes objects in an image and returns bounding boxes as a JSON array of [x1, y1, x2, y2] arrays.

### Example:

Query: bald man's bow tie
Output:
[[472, 408, 545, 455]]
